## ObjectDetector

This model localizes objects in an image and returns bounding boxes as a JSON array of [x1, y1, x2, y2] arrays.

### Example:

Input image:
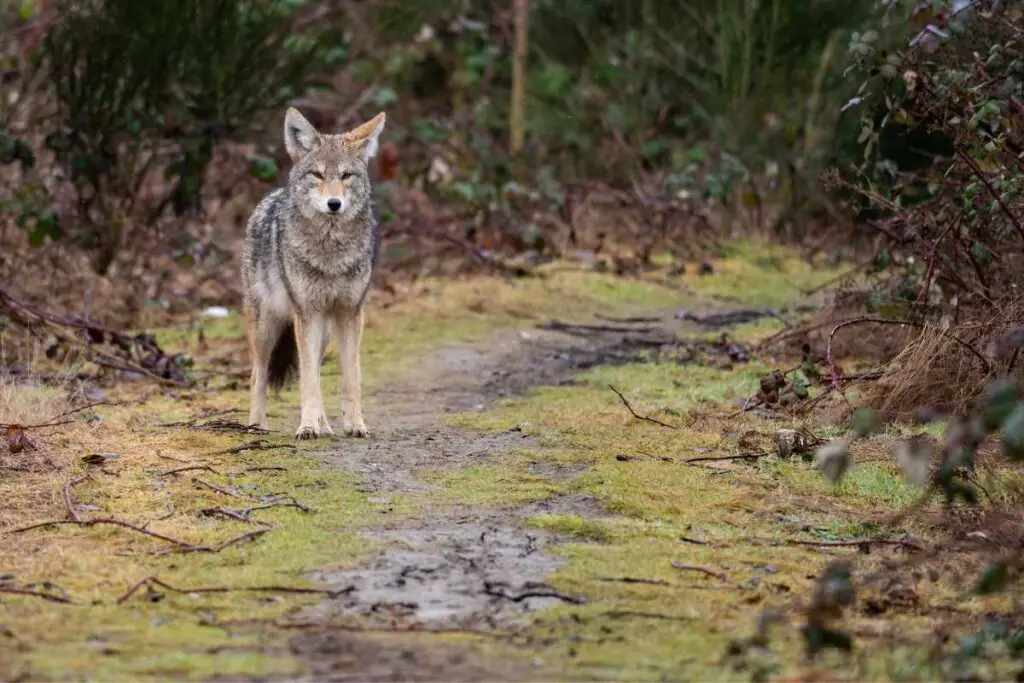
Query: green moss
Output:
[[425, 460, 565, 506], [1, 387, 420, 680], [10, 240, 1008, 681], [683, 239, 848, 308], [527, 514, 612, 542], [436, 352, 1017, 677]]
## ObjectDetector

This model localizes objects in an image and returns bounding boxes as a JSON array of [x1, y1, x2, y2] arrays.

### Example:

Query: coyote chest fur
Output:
[[242, 107, 386, 440]]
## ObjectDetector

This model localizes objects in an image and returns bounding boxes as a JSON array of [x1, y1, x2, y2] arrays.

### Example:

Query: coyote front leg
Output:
[[293, 311, 333, 439], [335, 305, 368, 437]]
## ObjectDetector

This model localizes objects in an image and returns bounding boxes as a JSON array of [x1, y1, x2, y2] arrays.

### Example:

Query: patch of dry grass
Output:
[[864, 320, 1001, 422]]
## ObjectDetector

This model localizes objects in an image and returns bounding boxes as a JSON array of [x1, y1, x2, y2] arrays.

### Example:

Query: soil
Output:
[[289, 319, 692, 681]]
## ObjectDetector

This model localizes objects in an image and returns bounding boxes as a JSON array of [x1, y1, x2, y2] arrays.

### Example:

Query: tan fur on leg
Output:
[[247, 311, 281, 430], [293, 312, 333, 439], [335, 305, 367, 437]]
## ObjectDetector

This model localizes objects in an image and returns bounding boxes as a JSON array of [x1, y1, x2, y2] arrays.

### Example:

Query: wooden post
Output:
[[509, 0, 529, 155]]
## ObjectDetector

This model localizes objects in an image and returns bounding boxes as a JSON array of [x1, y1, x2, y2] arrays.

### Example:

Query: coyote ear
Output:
[[284, 107, 320, 162], [344, 112, 386, 162]]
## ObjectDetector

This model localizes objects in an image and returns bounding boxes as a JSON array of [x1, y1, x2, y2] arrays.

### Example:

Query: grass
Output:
[[4, 240, 1017, 681], [434, 279, 1023, 680], [0, 382, 409, 680], [442, 365, 1023, 680]]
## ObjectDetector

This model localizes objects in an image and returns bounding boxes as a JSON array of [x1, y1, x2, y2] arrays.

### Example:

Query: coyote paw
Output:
[[294, 424, 325, 440], [342, 421, 369, 438]]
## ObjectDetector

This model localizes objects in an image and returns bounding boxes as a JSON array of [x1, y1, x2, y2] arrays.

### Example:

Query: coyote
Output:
[[242, 107, 385, 439]]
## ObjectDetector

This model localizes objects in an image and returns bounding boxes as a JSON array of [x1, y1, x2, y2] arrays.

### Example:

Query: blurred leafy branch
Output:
[[2, 0, 345, 273]]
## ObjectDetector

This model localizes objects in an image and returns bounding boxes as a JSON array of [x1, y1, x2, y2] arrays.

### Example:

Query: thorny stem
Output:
[[826, 317, 991, 392], [957, 149, 1024, 243]]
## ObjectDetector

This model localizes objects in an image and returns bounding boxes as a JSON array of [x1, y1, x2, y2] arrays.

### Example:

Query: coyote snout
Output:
[[241, 106, 385, 439]]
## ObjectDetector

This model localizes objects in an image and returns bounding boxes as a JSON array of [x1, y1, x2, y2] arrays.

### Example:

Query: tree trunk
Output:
[[509, 0, 529, 156]]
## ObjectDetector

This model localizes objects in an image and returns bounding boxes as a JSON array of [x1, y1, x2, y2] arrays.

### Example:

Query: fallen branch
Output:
[[596, 576, 673, 586], [160, 464, 221, 477], [595, 314, 662, 324], [55, 400, 123, 421], [61, 475, 90, 522], [483, 581, 584, 604], [115, 575, 351, 604], [0, 418, 73, 430], [680, 535, 710, 545], [188, 419, 269, 434], [204, 529, 271, 552], [603, 610, 692, 622], [200, 507, 273, 526], [608, 385, 678, 429], [160, 408, 241, 428], [542, 320, 658, 336], [150, 529, 272, 556], [156, 453, 191, 463], [6, 517, 201, 550], [676, 308, 784, 328], [0, 584, 75, 604], [191, 477, 251, 500], [209, 440, 296, 456], [684, 451, 768, 464], [670, 561, 729, 582], [0, 287, 189, 387], [240, 499, 311, 515], [785, 537, 924, 552]]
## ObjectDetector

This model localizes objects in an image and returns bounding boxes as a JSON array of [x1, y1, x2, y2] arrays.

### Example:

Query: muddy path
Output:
[[289, 315, 709, 681]]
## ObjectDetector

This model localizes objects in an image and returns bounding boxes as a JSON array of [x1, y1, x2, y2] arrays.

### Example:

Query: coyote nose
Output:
[[327, 198, 342, 213]]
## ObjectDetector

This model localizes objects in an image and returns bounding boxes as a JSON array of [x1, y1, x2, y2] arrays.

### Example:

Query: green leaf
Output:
[[792, 377, 810, 399], [851, 406, 879, 438], [17, 0, 35, 21], [1002, 403, 1024, 462], [28, 212, 62, 248], [982, 378, 1018, 432], [374, 86, 398, 107], [248, 156, 279, 183], [44, 133, 73, 153], [802, 624, 853, 657], [975, 561, 1009, 595]]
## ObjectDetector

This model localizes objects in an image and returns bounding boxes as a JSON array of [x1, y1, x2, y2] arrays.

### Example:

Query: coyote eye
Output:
[[309, 170, 324, 180], [340, 171, 355, 181]]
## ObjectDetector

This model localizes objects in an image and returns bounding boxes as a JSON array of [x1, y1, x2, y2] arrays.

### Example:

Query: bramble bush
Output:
[[834, 0, 1024, 326]]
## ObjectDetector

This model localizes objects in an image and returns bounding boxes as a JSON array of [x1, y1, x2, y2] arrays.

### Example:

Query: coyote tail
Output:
[[267, 322, 298, 390]]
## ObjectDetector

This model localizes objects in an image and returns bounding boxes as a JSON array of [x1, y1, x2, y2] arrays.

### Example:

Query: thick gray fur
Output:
[[242, 107, 386, 440]]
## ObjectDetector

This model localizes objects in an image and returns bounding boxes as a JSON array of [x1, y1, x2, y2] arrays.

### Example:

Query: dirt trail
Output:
[[290, 324, 652, 680]]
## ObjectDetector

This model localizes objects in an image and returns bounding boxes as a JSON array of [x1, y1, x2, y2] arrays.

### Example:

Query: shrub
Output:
[[831, 0, 1024, 413], [4, 0, 346, 274]]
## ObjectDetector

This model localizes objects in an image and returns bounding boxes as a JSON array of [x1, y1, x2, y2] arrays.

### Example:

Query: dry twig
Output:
[[61, 475, 90, 521], [670, 561, 729, 581], [116, 575, 351, 604], [608, 385, 678, 429]]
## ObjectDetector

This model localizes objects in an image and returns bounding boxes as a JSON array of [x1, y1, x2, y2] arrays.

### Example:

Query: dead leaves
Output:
[[5, 424, 35, 454]]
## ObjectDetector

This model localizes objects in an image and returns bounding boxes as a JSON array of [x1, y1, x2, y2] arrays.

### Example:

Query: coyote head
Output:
[[283, 107, 386, 220]]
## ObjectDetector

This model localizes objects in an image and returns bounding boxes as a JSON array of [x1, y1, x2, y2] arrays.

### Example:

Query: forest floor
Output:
[[2, 241, 1022, 682]]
